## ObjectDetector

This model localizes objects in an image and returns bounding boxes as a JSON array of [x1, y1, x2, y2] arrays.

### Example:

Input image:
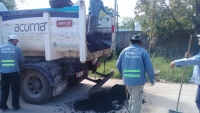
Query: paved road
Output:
[[142, 82, 198, 113], [0, 79, 198, 113]]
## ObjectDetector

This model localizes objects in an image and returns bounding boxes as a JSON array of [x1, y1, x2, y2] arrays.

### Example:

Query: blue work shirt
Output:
[[174, 52, 200, 85], [89, 0, 109, 17], [116, 44, 155, 86], [0, 42, 25, 73]]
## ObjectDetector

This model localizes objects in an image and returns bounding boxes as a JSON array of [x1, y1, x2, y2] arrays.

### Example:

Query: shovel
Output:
[[168, 35, 193, 113]]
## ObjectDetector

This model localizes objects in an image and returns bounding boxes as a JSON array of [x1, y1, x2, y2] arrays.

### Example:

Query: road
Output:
[[0, 79, 198, 113]]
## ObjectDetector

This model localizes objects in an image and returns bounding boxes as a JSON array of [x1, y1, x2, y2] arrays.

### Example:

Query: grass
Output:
[[90, 56, 193, 83], [151, 56, 193, 83], [90, 59, 121, 79]]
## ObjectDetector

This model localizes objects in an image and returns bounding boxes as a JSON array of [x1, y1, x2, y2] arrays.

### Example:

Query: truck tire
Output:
[[20, 69, 52, 104], [67, 76, 83, 86]]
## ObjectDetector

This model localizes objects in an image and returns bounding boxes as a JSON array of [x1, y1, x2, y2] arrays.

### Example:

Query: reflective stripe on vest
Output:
[[1, 60, 15, 66], [123, 70, 140, 77]]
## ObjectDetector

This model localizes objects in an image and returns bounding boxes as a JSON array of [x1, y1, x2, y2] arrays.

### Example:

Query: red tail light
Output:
[[112, 25, 115, 33]]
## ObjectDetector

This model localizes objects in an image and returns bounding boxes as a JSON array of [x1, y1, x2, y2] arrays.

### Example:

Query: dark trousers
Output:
[[0, 72, 20, 108]]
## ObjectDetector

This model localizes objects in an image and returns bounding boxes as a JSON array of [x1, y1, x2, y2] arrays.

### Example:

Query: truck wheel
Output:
[[67, 76, 83, 86], [20, 69, 52, 104]]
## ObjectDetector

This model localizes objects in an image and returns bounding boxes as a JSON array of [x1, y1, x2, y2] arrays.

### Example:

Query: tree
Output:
[[135, 0, 200, 41], [134, 0, 200, 45], [0, 0, 25, 10], [119, 17, 135, 30]]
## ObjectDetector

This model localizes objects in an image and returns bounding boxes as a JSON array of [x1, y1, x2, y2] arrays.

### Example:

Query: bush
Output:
[[115, 45, 123, 58]]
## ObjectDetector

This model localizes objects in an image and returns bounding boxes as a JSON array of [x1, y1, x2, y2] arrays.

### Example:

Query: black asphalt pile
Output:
[[71, 84, 127, 113]]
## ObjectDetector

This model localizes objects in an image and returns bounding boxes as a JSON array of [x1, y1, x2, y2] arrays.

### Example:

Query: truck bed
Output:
[[87, 33, 111, 52], [0, 1, 115, 63]]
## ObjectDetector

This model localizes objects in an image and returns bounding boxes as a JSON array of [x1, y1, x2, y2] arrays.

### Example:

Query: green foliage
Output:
[[99, 6, 119, 18], [151, 56, 193, 83], [119, 17, 135, 30], [115, 44, 123, 58], [99, 6, 113, 18], [90, 56, 193, 83], [0, 0, 25, 10], [0, 0, 15, 10], [89, 59, 121, 79], [134, 0, 200, 46]]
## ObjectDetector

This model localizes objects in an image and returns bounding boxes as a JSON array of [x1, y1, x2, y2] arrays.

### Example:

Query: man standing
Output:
[[170, 36, 200, 113], [0, 35, 25, 111], [116, 35, 155, 113], [87, 0, 112, 35]]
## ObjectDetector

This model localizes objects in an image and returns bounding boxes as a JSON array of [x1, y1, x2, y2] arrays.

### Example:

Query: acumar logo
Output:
[[14, 22, 48, 32]]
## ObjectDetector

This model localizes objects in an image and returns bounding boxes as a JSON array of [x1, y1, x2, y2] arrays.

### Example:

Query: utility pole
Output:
[[116, 4, 118, 33], [114, 0, 117, 18], [113, 0, 117, 58], [114, 0, 118, 33]]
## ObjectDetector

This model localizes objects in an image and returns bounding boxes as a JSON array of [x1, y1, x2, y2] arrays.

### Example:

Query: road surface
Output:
[[0, 79, 198, 113]]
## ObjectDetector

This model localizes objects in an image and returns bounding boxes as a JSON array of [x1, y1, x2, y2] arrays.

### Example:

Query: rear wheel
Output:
[[20, 69, 52, 104]]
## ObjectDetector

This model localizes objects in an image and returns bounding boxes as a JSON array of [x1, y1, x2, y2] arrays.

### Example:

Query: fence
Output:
[[115, 31, 198, 59], [116, 31, 148, 49]]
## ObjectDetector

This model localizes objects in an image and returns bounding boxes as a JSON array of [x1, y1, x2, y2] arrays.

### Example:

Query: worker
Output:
[[116, 35, 155, 113], [170, 36, 200, 113], [49, 0, 74, 8], [0, 35, 25, 111], [87, 0, 112, 35]]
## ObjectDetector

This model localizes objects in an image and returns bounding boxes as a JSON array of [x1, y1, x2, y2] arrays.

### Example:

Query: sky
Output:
[[17, 0, 136, 19]]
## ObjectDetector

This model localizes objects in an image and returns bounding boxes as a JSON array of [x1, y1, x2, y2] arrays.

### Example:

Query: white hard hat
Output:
[[9, 35, 19, 41], [197, 34, 200, 37]]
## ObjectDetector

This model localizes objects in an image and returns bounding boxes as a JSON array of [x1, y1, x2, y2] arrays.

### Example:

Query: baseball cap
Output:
[[9, 35, 19, 42]]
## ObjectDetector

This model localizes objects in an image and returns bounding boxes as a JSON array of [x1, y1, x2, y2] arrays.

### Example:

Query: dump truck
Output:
[[0, 0, 116, 104]]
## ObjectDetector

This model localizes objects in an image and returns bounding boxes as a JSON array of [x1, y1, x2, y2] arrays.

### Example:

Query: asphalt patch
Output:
[[69, 84, 127, 113]]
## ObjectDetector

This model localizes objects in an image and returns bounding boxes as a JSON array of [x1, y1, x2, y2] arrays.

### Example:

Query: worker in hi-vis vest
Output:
[[116, 35, 155, 113], [0, 35, 25, 111]]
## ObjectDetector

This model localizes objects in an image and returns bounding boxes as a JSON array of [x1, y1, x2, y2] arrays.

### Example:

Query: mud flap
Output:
[[87, 71, 114, 95]]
